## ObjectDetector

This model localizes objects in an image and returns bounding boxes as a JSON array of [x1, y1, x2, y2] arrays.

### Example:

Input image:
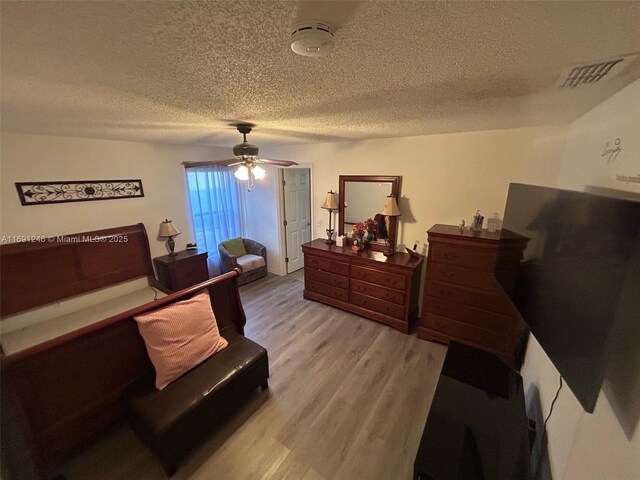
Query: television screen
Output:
[[495, 183, 640, 413]]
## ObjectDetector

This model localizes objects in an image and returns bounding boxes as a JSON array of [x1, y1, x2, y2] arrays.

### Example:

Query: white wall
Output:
[[266, 125, 567, 256], [522, 79, 640, 480], [240, 164, 286, 276], [0, 133, 229, 260]]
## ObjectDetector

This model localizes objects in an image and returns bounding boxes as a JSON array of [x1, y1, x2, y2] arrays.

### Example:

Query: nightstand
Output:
[[154, 250, 209, 292]]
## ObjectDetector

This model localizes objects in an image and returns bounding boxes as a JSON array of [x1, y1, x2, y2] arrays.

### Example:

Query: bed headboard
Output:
[[0, 223, 154, 317]]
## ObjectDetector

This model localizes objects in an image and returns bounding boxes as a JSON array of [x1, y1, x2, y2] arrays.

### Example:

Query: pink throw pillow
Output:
[[134, 289, 228, 390]]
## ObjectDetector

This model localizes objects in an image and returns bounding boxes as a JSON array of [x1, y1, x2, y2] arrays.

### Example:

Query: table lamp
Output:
[[158, 219, 180, 256], [321, 190, 338, 244], [381, 195, 401, 256]]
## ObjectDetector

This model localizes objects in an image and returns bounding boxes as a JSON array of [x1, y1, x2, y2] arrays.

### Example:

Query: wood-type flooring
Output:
[[58, 273, 447, 480]]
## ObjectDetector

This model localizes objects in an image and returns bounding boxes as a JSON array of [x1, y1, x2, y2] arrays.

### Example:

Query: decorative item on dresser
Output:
[[418, 224, 529, 367], [158, 219, 180, 256], [321, 190, 339, 244], [302, 239, 423, 333], [154, 249, 209, 292], [380, 195, 402, 256]]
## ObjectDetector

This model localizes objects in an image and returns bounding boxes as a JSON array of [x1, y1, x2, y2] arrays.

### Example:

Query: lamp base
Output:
[[167, 236, 177, 256], [325, 228, 335, 245], [383, 239, 395, 256]]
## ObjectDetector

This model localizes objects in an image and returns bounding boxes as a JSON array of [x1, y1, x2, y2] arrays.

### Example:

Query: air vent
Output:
[[558, 54, 639, 88]]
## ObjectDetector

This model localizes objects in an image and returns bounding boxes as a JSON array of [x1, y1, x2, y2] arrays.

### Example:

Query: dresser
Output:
[[154, 249, 209, 292], [418, 225, 528, 367], [302, 239, 423, 333]]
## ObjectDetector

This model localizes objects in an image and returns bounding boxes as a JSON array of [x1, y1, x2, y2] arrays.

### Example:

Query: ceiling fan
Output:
[[211, 124, 298, 192]]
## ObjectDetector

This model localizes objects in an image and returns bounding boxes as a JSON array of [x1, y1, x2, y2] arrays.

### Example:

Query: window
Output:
[[185, 165, 243, 270]]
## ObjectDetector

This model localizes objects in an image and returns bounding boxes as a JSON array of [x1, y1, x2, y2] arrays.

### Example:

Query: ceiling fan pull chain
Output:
[[247, 167, 255, 192]]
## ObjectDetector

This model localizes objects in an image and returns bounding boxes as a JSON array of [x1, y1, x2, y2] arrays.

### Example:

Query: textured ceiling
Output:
[[1, 1, 639, 148]]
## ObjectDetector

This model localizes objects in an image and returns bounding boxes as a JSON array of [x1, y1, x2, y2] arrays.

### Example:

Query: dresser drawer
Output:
[[351, 292, 405, 319], [351, 265, 406, 291], [423, 296, 512, 334], [305, 267, 349, 289], [351, 279, 405, 305], [428, 263, 497, 291], [305, 279, 349, 302], [423, 313, 510, 353], [431, 244, 497, 271], [426, 280, 514, 315], [305, 255, 349, 276]]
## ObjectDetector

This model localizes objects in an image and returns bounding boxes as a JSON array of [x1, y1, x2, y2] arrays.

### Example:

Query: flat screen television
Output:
[[495, 183, 640, 413]]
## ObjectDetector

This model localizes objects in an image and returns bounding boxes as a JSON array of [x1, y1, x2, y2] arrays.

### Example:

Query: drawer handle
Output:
[[441, 271, 455, 280], [444, 253, 459, 261], [435, 305, 450, 315], [438, 288, 453, 296], [386, 279, 398, 286]]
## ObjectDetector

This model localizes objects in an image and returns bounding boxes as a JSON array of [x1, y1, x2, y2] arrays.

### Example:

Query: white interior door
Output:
[[283, 168, 311, 273]]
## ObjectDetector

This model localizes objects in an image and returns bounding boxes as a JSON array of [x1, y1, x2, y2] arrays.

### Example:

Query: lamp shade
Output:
[[234, 165, 249, 181], [252, 164, 266, 180], [381, 196, 401, 216], [158, 219, 180, 238], [321, 190, 339, 210]]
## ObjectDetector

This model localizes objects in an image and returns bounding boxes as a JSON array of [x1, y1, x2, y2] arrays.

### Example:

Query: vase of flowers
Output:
[[351, 218, 378, 252]]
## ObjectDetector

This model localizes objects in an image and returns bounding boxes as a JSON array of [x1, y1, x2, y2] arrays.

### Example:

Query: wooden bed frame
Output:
[[0, 224, 246, 478]]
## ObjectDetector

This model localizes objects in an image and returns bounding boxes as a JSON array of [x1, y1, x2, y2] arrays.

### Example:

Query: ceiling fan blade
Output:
[[208, 158, 241, 166], [183, 159, 243, 168], [259, 158, 299, 167]]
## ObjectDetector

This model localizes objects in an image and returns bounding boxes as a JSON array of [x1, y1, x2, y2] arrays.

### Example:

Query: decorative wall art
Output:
[[602, 137, 622, 164], [15, 180, 144, 206]]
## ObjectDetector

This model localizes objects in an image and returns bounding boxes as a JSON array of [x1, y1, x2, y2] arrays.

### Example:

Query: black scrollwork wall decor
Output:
[[15, 180, 144, 206]]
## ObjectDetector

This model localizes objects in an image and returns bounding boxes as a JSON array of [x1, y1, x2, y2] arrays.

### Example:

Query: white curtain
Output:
[[185, 164, 244, 275]]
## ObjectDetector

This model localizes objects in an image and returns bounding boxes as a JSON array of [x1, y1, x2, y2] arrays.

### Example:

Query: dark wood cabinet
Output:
[[418, 225, 528, 367], [154, 250, 209, 292], [302, 239, 423, 333]]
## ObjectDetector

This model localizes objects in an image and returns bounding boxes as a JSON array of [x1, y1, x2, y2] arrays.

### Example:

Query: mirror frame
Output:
[[338, 175, 402, 252]]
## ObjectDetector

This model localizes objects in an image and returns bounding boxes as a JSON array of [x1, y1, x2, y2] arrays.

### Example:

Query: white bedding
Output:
[[1, 280, 166, 355]]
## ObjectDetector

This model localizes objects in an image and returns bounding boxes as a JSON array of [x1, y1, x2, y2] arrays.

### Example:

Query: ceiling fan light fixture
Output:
[[234, 164, 249, 181], [196, 124, 298, 192], [252, 164, 266, 180]]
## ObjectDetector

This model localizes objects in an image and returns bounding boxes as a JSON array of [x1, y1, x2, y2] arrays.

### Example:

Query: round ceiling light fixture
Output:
[[291, 20, 335, 57]]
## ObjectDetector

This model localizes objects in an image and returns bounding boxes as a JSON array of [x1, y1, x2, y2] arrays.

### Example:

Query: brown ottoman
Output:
[[127, 330, 269, 476]]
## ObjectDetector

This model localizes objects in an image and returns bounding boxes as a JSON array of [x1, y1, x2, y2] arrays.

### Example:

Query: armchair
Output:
[[218, 238, 267, 286]]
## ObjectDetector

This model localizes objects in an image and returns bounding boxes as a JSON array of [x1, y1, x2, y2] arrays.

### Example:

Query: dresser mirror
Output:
[[338, 175, 401, 252]]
